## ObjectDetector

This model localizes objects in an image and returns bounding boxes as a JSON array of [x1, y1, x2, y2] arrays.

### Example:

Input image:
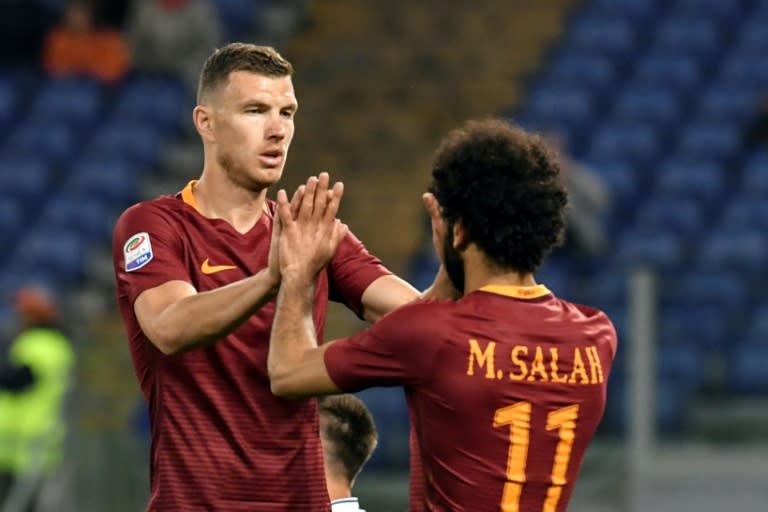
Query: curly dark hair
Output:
[[318, 394, 378, 487], [429, 118, 568, 274], [197, 43, 293, 104]]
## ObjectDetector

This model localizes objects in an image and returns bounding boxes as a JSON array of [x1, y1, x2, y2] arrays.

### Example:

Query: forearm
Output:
[[145, 269, 279, 354], [268, 273, 317, 391]]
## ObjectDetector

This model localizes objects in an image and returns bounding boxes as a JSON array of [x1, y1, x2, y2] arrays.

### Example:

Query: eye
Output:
[[281, 110, 295, 119]]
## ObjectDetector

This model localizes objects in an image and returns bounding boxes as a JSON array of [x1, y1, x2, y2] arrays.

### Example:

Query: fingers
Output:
[[299, 176, 319, 220], [275, 189, 292, 226], [290, 185, 305, 220], [422, 192, 441, 222], [313, 172, 330, 215], [323, 181, 345, 222], [329, 220, 349, 250]]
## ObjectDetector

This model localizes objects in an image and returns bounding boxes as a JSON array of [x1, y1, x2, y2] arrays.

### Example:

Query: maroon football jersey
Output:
[[325, 284, 616, 512], [112, 181, 390, 511]]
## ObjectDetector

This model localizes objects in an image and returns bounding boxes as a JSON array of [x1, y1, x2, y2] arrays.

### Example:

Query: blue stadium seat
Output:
[[615, 231, 684, 270], [37, 195, 114, 244], [65, 157, 141, 206], [632, 197, 702, 237], [658, 305, 729, 353], [0, 79, 17, 129], [654, 158, 724, 202], [667, 273, 748, 312], [670, 0, 745, 27], [653, 17, 722, 60], [736, 16, 768, 51], [543, 53, 618, 96], [0, 196, 24, 250], [112, 77, 189, 133], [676, 121, 742, 161], [85, 123, 163, 168], [27, 77, 102, 129], [601, 376, 691, 433], [727, 345, 768, 394], [717, 198, 768, 231], [658, 344, 705, 391], [741, 152, 768, 196], [721, 53, 768, 89], [587, 159, 640, 206], [632, 53, 702, 94], [567, 16, 639, 61], [11, 228, 86, 285], [586, 0, 661, 24], [612, 87, 683, 131], [0, 156, 52, 205], [744, 303, 768, 341], [4, 120, 78, 165], [698, 230, 767, 271], [212, 0, 256, 40], [522, 86, 596, 134], [697, 84, 759, 123], [587, 122, 661, 166]]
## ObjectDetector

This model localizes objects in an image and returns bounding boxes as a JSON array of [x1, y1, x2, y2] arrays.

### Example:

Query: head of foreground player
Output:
[[426, 118, 568, 294], [193, 43, 297, 195]]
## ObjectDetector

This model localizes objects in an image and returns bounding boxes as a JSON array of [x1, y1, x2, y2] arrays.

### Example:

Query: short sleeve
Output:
[[327, 230, 391, 317], [112, 202, 190, 305], [323, 300, 444, 391]]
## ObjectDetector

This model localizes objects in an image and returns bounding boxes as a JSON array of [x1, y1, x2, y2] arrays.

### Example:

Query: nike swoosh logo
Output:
[[201, 258, 237, 275]]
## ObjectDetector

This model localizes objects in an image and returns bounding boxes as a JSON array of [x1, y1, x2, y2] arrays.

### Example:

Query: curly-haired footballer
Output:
[[268, 119, 618, 512]]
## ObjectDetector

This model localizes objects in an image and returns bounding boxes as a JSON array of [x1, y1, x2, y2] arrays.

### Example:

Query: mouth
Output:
[[258, 149, 284, 168]]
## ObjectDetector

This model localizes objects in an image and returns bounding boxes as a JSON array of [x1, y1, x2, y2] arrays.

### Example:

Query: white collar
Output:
[[331, 497, 365, 512]]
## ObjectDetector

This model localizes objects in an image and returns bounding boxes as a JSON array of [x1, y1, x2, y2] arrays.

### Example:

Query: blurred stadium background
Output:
[[0, 0, 766, 510]]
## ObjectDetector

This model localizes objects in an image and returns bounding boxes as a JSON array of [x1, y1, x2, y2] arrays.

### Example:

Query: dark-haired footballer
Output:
[[268, 119, 618, 512]]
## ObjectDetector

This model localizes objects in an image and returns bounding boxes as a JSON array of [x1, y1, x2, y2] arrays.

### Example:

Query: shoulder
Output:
[[375, 298, 456, 333]]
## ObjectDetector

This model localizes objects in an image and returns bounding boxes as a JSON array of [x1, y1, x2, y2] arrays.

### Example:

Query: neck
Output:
[[326, 475, 352, 502], [193, 171, 268, 234], [462, 245, 536, 295]]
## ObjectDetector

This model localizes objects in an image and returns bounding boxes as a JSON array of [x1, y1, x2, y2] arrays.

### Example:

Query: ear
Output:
[[193, 105, 215, 143], [452, 219, 470, 251]]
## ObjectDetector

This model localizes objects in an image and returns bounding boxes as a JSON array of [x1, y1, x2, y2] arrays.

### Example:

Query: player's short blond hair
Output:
[[197, 43, 293, 104]]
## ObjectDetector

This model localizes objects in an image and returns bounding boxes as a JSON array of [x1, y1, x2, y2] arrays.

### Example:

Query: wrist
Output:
[[280, 266, 314, 288]]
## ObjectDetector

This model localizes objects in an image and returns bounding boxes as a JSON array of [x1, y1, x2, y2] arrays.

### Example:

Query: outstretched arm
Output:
[[131, 186, 305, 355], [268, 173, 347, 398]]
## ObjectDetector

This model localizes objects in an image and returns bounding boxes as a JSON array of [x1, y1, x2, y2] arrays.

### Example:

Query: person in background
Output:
[[126, 0, 221, 90], [0, 285, 75, 512], [42, 0, 131, 83], [319, 394, 378, 512]]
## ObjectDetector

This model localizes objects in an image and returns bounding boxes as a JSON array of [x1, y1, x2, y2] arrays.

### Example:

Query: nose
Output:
[[265, 113, 287, 141]]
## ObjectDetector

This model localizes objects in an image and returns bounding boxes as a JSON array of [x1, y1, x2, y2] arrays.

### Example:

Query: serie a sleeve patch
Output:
[[124, 232, 154, 272]]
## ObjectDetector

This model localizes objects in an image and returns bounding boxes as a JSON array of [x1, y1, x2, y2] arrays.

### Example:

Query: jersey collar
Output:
[[478, 284, 551, 300]]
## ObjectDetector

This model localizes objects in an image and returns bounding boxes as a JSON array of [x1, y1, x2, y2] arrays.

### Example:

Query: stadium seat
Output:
[[698, 230, 767, 272], [0, 196, 24, 251], [85, 123, 163, 169], [27, 77, 102, 129], [727, 345, 768, 394], [741, 152, 768, 196], [615, 231, 684, 271], [652, 17, 722, 60], [744, 303, 768, 342], [65, 157, 141, 206], [658, 305, 730, 352], [0, 79, 17, 129], [11, 228, 86, 286], [0, 156, 52, 205], [670, 0, 745, 27], [567, 16, 639, 61], [717, 198, 768, 231], [542, 53, 618, 97], [355, 388, 409, 469], [4, 120, 78, 165], [720, 53, 768, 89], [667, 273, 748, 312], [586, 159, 640, 207], [586, 0, 661, 24], [37, 195, 114, 244], [212, 0, 256, 40], [697, 84, 759, 123], [631, 197, 702, 237], [654, 158, 724, 202], [612, 87, 683, 131], [112, 77, 189, 133], [522, 86, 596, 135], [676, 121, 742, 161], [587, 122, 661, 166], [632, 53, 702, 94]]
